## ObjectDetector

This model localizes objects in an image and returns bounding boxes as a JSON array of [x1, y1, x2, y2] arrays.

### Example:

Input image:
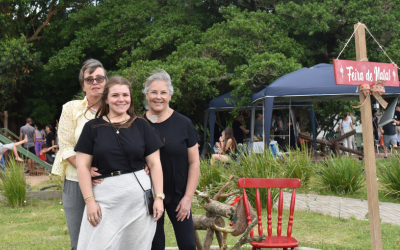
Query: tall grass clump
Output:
[[197, 158, 228, 196], [226, 149, 283, 207], [377, 152, 400, 198], [282, 145, 313, 186], [0, 156, 27, 207], [315, 155, 365, 194]]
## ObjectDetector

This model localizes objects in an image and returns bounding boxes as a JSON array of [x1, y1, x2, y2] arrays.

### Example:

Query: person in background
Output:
[[34, 125, 45, 157], [254, 113, 263, 138], [141, 70, 200, 250], [51, 59, 107, 250], [395, 106, 400, 146], [39, 144, 58, 164], [20, 118, 36, 173], [45, 124, 56, 164], [372, 109, 380, 143], [212, 127, 237, 164], [379, 116, 398, 158], [0, 135, 28, 166], [232, 113, 249, 144], [288, 117, 300, 149], [347, 112, 355, 124], [272, 111, 284, 150], [338, 113, 355, 150]]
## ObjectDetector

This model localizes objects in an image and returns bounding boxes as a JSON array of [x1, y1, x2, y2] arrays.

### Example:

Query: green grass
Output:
[[1, 199, 400, 249]]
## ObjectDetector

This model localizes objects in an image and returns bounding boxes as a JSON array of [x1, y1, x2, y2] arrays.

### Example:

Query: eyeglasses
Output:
[[148, 90, 170, 98], [84, 76, 106, 85]]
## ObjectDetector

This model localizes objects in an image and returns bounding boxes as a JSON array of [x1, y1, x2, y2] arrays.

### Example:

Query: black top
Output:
[[45, 132, 55, 147], [372, 115, 379, 131], [383, 122, 396, 136], [75, 117, 164, 175], [395, 111, 400, 126], [144, 111, 199, 204], [232, 120, 244, 144]]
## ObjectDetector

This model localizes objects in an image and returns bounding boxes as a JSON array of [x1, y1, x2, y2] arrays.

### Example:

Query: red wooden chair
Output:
[[238, 178, 301, 250]]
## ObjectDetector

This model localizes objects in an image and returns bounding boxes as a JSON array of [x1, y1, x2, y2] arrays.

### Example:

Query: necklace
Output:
[[90, 107, 97, 115], [106, 114, 127, 134], [148, 108, 170, 123]]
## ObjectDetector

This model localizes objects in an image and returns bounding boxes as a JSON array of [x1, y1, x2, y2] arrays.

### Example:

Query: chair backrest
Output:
[[238, 178, 301, 238]]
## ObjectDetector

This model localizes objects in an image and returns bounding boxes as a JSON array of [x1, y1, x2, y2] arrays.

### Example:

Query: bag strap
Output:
[[105, 115, 151, 192]]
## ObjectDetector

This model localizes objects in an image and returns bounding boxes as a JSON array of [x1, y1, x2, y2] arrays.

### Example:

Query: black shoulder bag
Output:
[[106, 116, 154, 216]]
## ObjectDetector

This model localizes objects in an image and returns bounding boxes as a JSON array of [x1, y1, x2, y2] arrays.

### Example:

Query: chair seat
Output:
[[250, 236, 299, 248]]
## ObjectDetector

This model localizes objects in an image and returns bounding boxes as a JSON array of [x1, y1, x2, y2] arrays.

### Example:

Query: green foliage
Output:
[[0, 156, 27, 207], [315, 155, 365, 195], [312, 101, 360, 137], [377, 152, 400, 198], [0, 36, 41, 110], [227, 150, 282, 207], [4, 0, 400, 130], [197, 159, 226, 195], [282, 145, 313, 186]]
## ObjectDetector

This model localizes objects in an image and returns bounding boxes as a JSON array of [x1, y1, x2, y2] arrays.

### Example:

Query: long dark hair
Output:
[[222, 127, 237, 153], [95, 76, 137, 128]]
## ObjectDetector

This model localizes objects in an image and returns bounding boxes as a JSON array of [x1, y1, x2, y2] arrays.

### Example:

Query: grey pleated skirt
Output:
[[77, 170, 156, 250]]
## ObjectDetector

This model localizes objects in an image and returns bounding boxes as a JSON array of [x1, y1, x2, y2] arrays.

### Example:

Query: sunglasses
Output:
[[84, 76, 106, 85]]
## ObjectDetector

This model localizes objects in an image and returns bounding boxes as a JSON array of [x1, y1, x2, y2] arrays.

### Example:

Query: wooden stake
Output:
[[354, 23, 383, 250], [4, 111, 8, 132]]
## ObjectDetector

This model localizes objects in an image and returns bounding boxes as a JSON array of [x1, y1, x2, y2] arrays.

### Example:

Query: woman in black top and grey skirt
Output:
[[142, 70, 200, 250], [75, 76, 165, 249]]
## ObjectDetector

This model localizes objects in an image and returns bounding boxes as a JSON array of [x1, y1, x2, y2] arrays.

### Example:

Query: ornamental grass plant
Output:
[[198, 158, 227, 194], [0, 155, 28, 207], [314, 155, 365, 195], [377, 152, 400, 198], [282, 145, 313, 186], [226, 149, 283, 207]]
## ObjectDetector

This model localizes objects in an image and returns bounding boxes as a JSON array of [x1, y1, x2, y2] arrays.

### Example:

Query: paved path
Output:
[[282, 192, 400, 225]]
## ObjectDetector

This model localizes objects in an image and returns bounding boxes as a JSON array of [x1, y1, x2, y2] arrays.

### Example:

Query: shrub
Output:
[[314, 155, 365, 194], [0, 156, 27, 207], [377, 152, 400, 198], [282, 145, 313, 185], [226, 149, 283, 207], [197, 158, 229, 199]]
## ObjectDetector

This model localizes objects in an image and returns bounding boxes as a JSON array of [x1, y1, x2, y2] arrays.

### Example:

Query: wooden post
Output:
[[354, 23, 383, 250], [4, 111, 7, 129]]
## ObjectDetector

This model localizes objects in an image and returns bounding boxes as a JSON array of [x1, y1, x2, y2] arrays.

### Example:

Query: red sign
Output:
[[333, 59, 399, 87]]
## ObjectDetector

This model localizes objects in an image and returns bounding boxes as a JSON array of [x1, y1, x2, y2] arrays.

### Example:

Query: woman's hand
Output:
[[90, 167, 103, 186], [86, 199, 102, 227], [175, 196, 192, 222], [153, 199, 164, 222]]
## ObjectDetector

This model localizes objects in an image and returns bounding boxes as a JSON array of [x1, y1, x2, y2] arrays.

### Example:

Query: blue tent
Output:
[[252, 63, 400, 148], [204, 88, 266, 150], [204, 87, 310, 150]]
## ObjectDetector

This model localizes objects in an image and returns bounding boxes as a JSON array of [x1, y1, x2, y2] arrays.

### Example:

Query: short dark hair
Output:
[[46, 124, 53, 132], [42, 144, 49, 149], [26, 118, 32, 123]]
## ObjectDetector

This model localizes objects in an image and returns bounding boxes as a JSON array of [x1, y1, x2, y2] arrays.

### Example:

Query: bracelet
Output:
[[84, 195, 94, 202]]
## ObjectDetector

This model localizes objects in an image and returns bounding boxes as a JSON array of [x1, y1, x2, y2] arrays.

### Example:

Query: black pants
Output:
[[151, 202, 196, 250]]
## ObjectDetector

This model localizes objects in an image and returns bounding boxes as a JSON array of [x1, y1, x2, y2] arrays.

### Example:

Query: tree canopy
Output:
[[2, 0, 400, 131]]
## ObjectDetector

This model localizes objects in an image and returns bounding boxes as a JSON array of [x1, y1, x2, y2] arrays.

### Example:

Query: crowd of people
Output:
[[0, 118, 59, 172]]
